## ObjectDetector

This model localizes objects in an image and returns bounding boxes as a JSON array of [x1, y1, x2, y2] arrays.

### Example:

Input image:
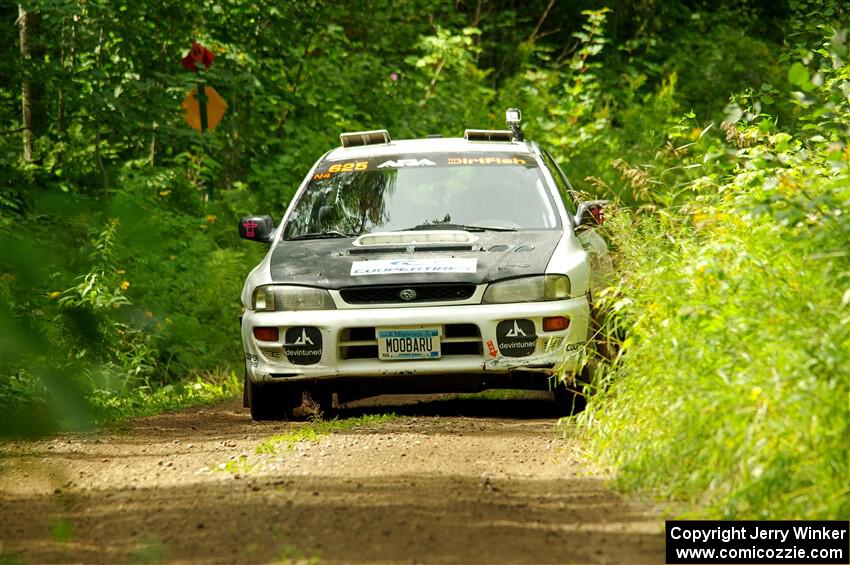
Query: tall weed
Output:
[[579, 28, 850, 519]]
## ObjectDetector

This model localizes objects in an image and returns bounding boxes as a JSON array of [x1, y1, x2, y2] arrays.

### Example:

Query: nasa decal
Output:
[[495, 319, 536, 357], [283, 326, 323, 365]]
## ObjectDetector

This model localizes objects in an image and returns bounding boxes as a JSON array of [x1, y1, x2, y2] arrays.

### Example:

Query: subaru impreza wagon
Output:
[[238, 110, 610, 420]]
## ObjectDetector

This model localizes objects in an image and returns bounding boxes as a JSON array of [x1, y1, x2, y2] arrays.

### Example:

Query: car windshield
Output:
[[283, 152, 559, 239]]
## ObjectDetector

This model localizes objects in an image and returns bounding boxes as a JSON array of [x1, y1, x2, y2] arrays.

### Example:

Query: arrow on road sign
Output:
[[181, 85, 227, 132]]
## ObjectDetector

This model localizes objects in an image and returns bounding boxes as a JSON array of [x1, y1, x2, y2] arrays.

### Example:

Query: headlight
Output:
[[251, 285, 336, 311], [482, 275, 571, 304]]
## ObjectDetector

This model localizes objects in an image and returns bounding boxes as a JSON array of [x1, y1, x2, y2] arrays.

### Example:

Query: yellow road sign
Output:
[[181, 85, 227, 132]]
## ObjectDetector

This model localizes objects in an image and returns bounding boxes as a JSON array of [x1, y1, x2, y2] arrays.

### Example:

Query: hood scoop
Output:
[[353, 230, 476, 248], [349, 245, 474, 255]]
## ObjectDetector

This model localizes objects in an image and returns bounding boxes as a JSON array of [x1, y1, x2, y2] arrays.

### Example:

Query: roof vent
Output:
[[339, 129, 391, 148], [463, 129, 513, 142]]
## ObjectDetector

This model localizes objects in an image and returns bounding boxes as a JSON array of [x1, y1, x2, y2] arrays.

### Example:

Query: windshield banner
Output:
[[313, 153, 535, 180]]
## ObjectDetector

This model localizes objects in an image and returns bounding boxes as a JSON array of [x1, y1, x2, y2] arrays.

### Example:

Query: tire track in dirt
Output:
[[0, 394, 663, 564]]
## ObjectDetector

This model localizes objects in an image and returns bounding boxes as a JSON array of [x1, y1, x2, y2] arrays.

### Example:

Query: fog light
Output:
[[259, 348, 282, 359], [542, 316, 569, 332], [253, 326, 279, 341]]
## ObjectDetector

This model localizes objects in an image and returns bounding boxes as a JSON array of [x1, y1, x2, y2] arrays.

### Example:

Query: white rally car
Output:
[[238, 110, 610, 420]]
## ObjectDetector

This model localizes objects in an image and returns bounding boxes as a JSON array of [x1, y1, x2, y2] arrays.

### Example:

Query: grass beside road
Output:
[[92, 369, 241, 425], [256, 413, 400, 454], [579, 195, 850, 520]]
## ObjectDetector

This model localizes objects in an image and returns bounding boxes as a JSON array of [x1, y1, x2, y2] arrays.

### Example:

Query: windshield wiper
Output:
[[286, 231, 357, 241], [401, 223, 517, 232]]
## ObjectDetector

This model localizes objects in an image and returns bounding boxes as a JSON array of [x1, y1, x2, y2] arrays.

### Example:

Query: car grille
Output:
[[339, 283, 476, 305], [339, 324, 483, 360]]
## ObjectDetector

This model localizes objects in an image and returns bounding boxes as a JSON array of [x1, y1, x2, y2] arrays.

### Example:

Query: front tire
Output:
[[553, 380, 587, 416], [247, 378, 301, 421], [553, 356, 593, 416]]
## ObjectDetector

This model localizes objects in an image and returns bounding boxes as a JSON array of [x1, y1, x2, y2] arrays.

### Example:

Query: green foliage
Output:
[[277, 543, 320, 565], [48, 518, 73, 544], [92, 369, 240, 423], [133, 536, 166, 564], [256, 413, 399, 454], [215, 454, 254, 476], [578, 21, 850, 519], [1, 0, 846, 522]]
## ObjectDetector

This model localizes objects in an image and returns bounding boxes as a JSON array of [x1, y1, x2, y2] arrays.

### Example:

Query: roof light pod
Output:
[[339, 129, 391, 148], [464, 129, 513, 142], [463, 108, 525, 142]]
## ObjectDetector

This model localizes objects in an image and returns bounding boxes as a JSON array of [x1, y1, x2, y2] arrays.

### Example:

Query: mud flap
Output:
[[242, 362, 250, 408]]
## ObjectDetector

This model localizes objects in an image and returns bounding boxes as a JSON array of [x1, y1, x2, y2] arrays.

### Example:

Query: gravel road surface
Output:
[[0, 393, 663, 564]]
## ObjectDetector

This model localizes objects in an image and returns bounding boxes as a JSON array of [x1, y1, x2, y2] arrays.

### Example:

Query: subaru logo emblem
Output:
[[399, 288, 417, 301]]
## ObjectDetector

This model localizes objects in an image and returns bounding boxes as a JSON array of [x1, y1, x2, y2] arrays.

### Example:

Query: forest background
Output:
[[1, 0, 847, 520]]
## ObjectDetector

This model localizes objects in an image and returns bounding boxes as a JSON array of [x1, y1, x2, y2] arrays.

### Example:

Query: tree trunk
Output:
[[18, 4, 33, 162], [95, 25, 109, 194], [528, 0, 556, 43]]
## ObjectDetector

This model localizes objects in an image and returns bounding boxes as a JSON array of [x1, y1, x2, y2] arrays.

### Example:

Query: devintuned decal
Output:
[[496, 319, 536, 357], [351, 258, 477, 276], [284, 326, 323, 365]]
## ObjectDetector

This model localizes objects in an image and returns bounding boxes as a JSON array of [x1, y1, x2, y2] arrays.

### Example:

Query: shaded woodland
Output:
[[1, 0, 847, 519]]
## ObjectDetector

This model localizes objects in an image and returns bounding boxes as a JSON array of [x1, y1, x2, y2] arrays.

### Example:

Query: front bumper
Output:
[[241, 296, 590, 385]]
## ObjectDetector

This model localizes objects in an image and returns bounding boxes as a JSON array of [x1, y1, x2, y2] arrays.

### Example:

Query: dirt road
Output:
[[0, 394, 663, 564]]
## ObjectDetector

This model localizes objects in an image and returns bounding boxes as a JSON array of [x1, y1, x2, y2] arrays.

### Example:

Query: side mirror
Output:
[[238, 215, 276, 243], [574, 200, 608, 229]]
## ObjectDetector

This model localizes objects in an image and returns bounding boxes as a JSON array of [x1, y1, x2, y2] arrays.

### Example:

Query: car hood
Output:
[[268, 230, 563, 289]]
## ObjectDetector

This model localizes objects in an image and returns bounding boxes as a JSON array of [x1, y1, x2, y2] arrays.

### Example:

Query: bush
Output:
[[580, 29, 850, 519]]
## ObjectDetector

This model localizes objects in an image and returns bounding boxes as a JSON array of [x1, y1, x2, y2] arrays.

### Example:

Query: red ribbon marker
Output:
[[181, 41, 214, 72]]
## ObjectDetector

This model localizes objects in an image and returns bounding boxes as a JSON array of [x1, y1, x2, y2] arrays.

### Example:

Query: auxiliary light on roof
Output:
[[339, 129, 391, 148], [463, 129, 513, 142]]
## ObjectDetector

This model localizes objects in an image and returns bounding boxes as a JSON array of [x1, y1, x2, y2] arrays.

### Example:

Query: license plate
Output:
[[377, 327, 441, 360]]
